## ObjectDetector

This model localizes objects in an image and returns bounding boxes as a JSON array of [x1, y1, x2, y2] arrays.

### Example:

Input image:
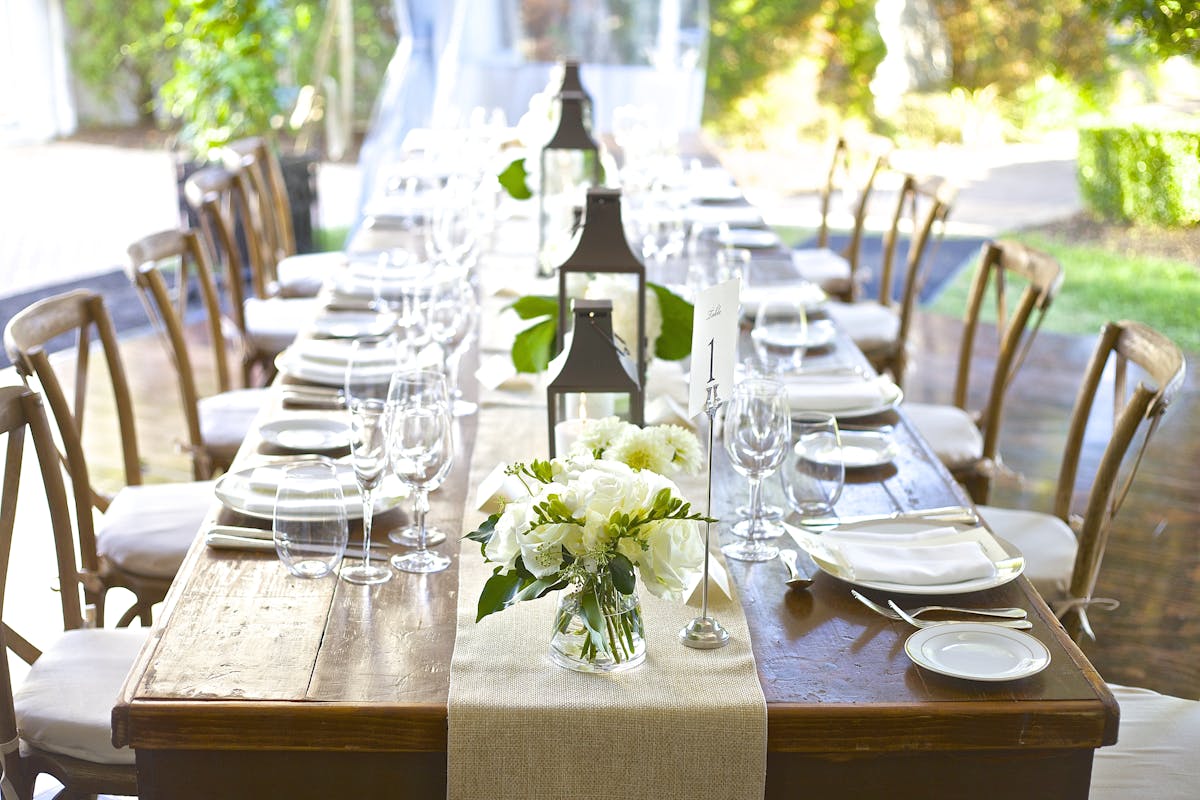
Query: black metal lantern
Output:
[[546, 299, 644, 459], [557, 59, 594, 130], [537, 92, 602, 277], [555, 188, 648, 387]]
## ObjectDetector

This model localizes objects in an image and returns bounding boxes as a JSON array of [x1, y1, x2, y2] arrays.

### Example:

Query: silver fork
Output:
[[886, 599, 1033, 630], [850, 590, 1027, 622]]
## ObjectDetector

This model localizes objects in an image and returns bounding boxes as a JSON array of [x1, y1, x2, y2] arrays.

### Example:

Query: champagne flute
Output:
[[386, 369, 450, 547], [341, 337, 401, 584], [388, 371, 455, 574], [722, 379, 791, 562], [273, 460, 348, 579]]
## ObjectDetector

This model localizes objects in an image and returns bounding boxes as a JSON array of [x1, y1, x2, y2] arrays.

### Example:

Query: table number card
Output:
[[689, 278, 740, 418]]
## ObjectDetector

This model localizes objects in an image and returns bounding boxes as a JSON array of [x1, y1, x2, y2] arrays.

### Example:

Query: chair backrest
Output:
[[225, 136, 296, 263], [3, 290, 141, 590], [127, 229, 234, 479], [818, 135, 890, 291], [0, 386, 92, 793], [1056, 320, 1185, 639], [184, 164, 271, 313], [955, 240, 1064, 462]]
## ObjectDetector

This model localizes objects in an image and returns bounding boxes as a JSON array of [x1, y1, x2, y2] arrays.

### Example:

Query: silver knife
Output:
[[817, 506, 979, 527]]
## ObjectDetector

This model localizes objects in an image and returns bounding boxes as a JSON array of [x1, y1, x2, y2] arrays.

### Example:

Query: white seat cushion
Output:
[[977, 504, 1077, 598], [198, 387, 269, 462], [244, 296, 321, 356], [826, 300, 899, 350], [905, 402, 984, 468], [276, 251, 345, 298], [96, 480, 216, 579], [14, 628, 147, 765], [1091, 685, 1200, 799], [791, 248, 851, 295]]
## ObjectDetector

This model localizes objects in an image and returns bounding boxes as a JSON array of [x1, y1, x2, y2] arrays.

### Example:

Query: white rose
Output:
[[517, 521, 581, 578], [635, 518, 704, 600]]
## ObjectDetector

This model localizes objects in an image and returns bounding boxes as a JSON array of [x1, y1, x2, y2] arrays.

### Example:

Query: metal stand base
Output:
[[679, 616, 731, 649]]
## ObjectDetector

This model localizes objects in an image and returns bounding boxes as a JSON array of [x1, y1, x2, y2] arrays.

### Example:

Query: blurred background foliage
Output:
[[59, 0, 1199, 152]]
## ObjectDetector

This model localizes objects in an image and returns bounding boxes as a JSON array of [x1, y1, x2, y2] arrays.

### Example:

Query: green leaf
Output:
[[649, 282, 695, 361], [508, 295, 559, 321], [579, 588, 607, 654], [609, 553, 636, 595], [516, 577, 568, 602], [465, 512, 501, 544], [476, 570, 523, 622], [511, 318, 558, 374], [498, 158, 533, 200]]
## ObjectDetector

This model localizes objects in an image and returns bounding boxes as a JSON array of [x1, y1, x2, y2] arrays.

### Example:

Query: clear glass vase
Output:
[[549, 575, 646, 673]]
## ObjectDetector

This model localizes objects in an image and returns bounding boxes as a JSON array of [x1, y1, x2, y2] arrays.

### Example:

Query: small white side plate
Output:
[[800, 429, 899, 469], [259, 418, 350, 452], [311, 312, 395, 339], [905, 623, 1050, 681]]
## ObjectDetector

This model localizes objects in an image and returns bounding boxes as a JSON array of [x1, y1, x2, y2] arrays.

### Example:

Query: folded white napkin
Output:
[[824, 526, 998, 585], [784, 375, 896, 412], [644, 360, 695, 429], [740, 281, 827, 316]]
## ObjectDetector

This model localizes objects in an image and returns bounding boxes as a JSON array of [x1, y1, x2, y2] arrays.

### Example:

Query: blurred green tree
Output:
[[1095, 0, 1200, 61], [62, 0, 168, 124]]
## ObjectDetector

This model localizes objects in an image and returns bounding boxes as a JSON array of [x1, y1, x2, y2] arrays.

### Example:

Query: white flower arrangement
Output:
[[570, 416, 702, 477], [468, 454, 712, 665]]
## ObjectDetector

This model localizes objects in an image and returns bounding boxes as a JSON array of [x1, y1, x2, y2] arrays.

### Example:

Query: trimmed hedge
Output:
[[1078, 123, 1200, 226]]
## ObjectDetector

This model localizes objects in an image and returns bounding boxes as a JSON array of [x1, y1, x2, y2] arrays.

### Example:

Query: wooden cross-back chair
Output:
[[827, 174, 957, 389], [185, 164, 315, 385], [792, 135, 891, 302], [906, 239, 1064, 503], [224, 137, 334, 299], [0, 385, 144, 800], [980, 320, 1186, 642], [4, 290, 215, 626], [127, 228, 267, 480]]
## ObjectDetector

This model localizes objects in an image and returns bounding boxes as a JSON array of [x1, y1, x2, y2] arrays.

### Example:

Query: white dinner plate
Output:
[[718, 227, 780, 249], [311, 312, 396, 339], [800, 430, 900, 469], [787, 379, 903, 420], [797, 520, 1025, 595], [214, 459, 406, 521], [259, 418, 351, 452], [797, 318, 837, 349], [691, 183, 742, 203], [905, 623, 1050, 681], [275, 350, 396, 388]]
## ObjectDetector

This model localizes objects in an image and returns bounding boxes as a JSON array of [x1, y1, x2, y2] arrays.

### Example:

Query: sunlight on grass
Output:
[[927, 233, 1200, 353]]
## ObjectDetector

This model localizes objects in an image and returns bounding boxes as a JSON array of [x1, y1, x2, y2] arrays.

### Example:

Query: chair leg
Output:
[[115, 601, 153, 627], [960, 471, 992, 505]]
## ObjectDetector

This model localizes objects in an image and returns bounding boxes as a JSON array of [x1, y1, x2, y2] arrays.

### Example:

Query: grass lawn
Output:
[[926, 231, 1200, 353]]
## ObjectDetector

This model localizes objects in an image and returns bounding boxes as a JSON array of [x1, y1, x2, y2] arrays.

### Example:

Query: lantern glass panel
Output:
[[539, 148, 599, 275]]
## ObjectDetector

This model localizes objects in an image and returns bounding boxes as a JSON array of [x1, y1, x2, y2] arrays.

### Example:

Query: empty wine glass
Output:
[[273, 461, 348, 579], [722, 379, 791, 562], [388, 371, 455, 574], [752, 297, 809, 373], [716, 245, 751, 285], [426, 275, 478, 417], [386, 369, 450, 548], [780, 412, 844, 525], [340, 338, 401, 584]]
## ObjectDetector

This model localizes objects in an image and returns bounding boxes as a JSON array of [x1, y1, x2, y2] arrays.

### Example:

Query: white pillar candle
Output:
[[554, 418, 588, 458]]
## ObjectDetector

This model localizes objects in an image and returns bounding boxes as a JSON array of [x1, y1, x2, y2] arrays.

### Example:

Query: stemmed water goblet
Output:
[[388, 369, 455, 574], [340, 337, 402, 584], [426, 274, 479, 417], [722, 379, 791, 562], [752, 297, 809, 374]]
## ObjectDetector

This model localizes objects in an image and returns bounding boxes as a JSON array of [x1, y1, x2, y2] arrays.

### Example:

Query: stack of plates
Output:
[[784, 373, 903, 419], [276, 338, 402, 387], [214, 458, 407, 520]]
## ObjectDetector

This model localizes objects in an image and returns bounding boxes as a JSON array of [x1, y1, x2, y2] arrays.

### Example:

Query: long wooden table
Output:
[[112, 196, 1118, 799]]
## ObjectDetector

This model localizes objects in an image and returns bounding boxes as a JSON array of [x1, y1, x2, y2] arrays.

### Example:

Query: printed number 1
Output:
[[707, 338, 715, 383]]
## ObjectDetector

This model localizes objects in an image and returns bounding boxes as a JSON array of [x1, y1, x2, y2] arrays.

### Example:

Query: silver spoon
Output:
[[779, 548, 814, 590]]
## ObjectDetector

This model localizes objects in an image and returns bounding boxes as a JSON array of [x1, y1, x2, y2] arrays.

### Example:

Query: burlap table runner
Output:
[[447, 397, 767, 800]]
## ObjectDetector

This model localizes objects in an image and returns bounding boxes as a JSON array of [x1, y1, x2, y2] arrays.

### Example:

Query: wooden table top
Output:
[[112, 200, 1118, 761]]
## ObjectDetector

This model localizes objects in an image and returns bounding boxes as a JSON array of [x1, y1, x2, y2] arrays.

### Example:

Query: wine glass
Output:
[[780, 412, 844, 525], [388, 371, 455, 574], [386, 369, 450, 547], [341, 337, 402, 584], [425, 274, 478, 417], [722, 379, 791, 562], [752, 297, 809, 374], [273, 460, 348, 579]]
